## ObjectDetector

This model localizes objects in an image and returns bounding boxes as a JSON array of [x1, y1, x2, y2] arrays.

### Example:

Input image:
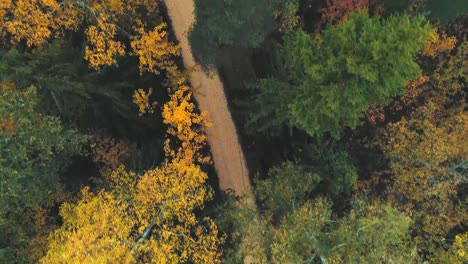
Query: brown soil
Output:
[[164, 0, 252, 197]]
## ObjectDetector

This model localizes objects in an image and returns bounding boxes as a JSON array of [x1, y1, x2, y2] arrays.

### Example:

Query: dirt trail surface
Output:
[[164, 0, 251, 196]]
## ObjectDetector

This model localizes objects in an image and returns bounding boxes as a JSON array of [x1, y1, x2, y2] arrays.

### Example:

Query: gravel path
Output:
[[164, 0, 252, 197]]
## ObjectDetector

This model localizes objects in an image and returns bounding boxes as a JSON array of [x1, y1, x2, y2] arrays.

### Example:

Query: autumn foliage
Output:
[[381, 103, 467, 241], [131, 23, 180, 75], [42, 86, 222, 262], [163, 85, 211, 165], [87, 136, 131, 170], [0, 118, 15, 133], [0, 0, 178, 72], [423, 29, 457, 57], [322, 0, 369, 25], [133, 88, 157, 116], [367, 75, 429, 124], [39, 10, 222, 259], [3, 0, 467, 262], [41, 161, 223, 263]]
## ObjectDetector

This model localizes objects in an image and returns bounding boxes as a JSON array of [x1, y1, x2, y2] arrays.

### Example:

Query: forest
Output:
[[0, 0, 466, 263]]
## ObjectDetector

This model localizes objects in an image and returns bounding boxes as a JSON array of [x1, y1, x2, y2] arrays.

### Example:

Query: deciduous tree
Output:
[[43, 68, 223, 262], [0, 82, 85, 262], [380, 102, 467, 244], [223, 195, 415, 263], [41, 161, 223, 263], [0, 0, 179, 73], [321, 0, 369, 25]]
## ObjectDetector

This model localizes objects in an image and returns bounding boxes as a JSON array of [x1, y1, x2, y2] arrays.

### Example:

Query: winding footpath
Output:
[[163, 0, 252, 197]]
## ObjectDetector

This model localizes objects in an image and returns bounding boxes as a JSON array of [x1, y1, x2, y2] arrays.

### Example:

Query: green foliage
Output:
[[274, 0, 300, 33], [327, 200, 416, 263], [269, 198, 332, 263], [0, 85, 85, 208], [0, 42, 136, 131], [246, 77, 294, 135], [251, 11, 432, 138], [190, 0, 281, 65], [300, 144, 359, 195], [381, 0, 468, 24], [221, 193, 415, 263], [219, 155, 413, 263], [0, 84, 85, 262], [380, 0, 413, 11], [322, 150, 358, 194], [271, 199, 415, 263], [1, 43, 98, 109], [425, 0, 468, 24], [255, 162, 321, 219], [0, 42, 167, 170], [216, 194, 271, 264]]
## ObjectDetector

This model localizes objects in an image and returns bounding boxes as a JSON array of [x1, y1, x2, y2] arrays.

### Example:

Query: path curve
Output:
[[164, 0, 251, 196]]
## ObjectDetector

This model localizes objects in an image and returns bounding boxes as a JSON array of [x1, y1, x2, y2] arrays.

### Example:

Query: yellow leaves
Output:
[[105, 0, 126, 14], [2, 0, 224, 262], [3, 0, 53, 46], [162, 86, 211, 164], [0, 0, 12, 39], [454, 233, 468, 262], [51, 1, 84, 33], [0, 0, 177, 74], [0, 0, 81, 43], [133, 83, 209, 166], [41, 187, 136, 264], [133, 88, 157, 115], [423, 29, 457, 57], [85, 18, 126, 70], [42, 161, 223, 263], [0, 81, 14, 94], [432, 40, 467, 96], [380, 102, 468, 239], [43, 66, 221, 262], [135, 160, 209, 227], [131, 23, 180, 75]]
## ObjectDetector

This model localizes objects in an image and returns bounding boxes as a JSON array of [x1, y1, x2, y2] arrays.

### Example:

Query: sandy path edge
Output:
[[163, 0, 252, 197]]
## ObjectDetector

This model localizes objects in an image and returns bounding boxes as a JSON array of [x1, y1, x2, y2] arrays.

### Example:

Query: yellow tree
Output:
[[380, 102, 467, 242], [41, 162, 223, 263], [42, 68, 222, 262], [0, 0, 179, 72], [162, 85, 211, 165]]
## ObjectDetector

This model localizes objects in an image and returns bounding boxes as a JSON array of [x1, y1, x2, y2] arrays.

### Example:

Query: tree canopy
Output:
[[0, 0, 179, 73], [250, 10, 433, 137]]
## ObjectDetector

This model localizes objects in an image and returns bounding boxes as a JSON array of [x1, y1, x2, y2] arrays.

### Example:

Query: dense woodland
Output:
[[0, 0, 467, 263]]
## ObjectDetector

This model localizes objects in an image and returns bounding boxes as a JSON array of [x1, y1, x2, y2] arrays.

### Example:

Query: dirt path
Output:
[[164, 0, 251, 197]]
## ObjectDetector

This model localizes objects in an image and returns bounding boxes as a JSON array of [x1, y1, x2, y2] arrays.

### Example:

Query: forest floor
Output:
[[164, 0, 252, 197]]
